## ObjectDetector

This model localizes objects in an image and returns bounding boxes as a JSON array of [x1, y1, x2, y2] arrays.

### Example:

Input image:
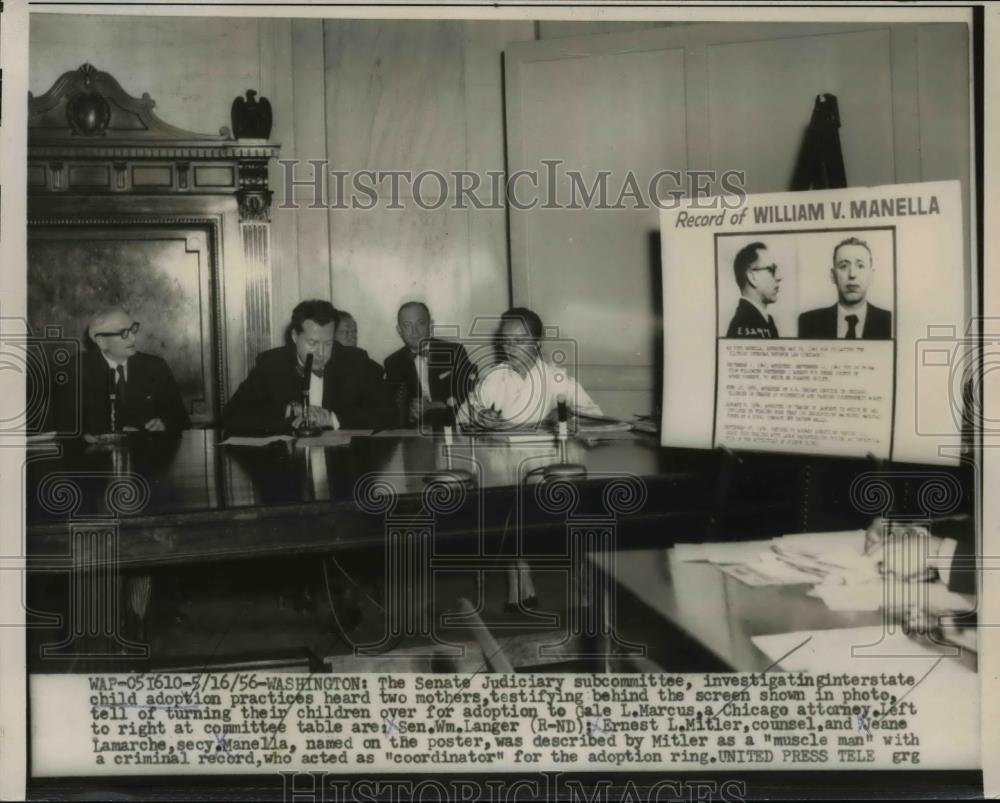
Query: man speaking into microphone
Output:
[[222, 299, 394, 435]]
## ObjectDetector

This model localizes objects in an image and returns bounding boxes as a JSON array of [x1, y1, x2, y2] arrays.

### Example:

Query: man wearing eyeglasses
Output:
[[725, 241, 781, 338], [79, 305, 190, 435], [798, 236, 892, 339]]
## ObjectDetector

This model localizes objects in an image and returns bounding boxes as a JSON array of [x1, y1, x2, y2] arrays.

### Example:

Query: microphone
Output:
[[302, 353, 314, 387], [108, 368, 118, 433], [295, 353, 323, 436], [543, 393, 586, 479], [556, 394, 569, 440], [100, 367, 127, 444]]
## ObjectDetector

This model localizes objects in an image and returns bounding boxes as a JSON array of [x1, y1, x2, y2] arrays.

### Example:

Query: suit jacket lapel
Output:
[[426, 339, 445, 399], [322, 351, 342, 412], [404, 349, 419, 397], [861, 306, 877, 338]]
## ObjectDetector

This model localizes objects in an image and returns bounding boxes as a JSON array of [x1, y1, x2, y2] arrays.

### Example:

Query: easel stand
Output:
[[706, 445, 742, 541], [791, 93, 847, 191]]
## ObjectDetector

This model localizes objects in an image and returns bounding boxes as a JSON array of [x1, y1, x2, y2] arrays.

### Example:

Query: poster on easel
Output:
[[660, 181, 966, 465]]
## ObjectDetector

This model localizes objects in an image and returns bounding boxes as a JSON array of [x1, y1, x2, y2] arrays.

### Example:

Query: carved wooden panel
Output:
[[28, 64, 281, 418], [28, 224, 221, 424]]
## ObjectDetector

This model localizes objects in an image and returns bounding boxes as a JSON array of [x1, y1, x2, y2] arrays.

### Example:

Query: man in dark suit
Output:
[[725, 242, 782, 338], [798, 236, 892, 339], [383, 301, 477, 426], [334, 309, 358, 348], [223, 299, 395, 435], [74, 305, 190, 436]]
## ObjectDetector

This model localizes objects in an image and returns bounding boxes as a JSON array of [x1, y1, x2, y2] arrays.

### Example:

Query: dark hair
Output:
[[336, 309, 355, 324], [500, 307, 544, 342], [397, 301, 430, 323], [733, 242, 766, 291], [832, 236, 872, 266], [291, 299, 338, 333]]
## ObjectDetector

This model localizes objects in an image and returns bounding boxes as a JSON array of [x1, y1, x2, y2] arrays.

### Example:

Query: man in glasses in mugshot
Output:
[[77, 305, 190, 436], [798, 236, 892, 340], [725, 241, 782, 338]]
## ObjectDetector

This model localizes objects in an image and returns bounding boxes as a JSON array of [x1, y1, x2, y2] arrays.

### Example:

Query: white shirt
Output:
[[459, 359, 602, 428], [102, 353, 128, 382], [294, 364, 340, 430], [414, 350, 432, 401], [837, 302, 868, 339], [308, 370, 324, 407]]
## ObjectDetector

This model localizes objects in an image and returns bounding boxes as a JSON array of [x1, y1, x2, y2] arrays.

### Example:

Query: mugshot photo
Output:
[[716, 229, 896, 340], [794, 229, 895, 340]]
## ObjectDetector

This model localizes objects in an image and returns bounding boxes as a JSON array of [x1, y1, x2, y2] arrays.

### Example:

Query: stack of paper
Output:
[[719, 556, 819, 586], [670, 530, 971, 612], [673, 540, 775, 565]]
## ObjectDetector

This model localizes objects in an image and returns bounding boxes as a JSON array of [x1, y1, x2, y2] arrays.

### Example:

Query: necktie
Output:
[[113, 365, 126, 430], [845, 314, 859, 339]]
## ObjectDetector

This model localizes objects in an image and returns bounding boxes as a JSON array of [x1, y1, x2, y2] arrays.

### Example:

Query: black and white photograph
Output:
[[716, 229, 896, 340], [0, 2, 994, 801]]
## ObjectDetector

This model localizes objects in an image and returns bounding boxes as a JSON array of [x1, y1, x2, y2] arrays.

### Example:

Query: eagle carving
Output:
[[231, 90, 273, 140]]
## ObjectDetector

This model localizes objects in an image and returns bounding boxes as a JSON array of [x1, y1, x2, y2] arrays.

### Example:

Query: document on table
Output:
[[673, 530, 883, 593], [577, 428, 642, 445], [809, 580, 975, 613], [773, 529, 867, 555], [218, 435, 294, 446], [370, 428, 426, 438], [294, 431, 353, 447], [673, 540, 779, 565], [718, 552, 821, 586]]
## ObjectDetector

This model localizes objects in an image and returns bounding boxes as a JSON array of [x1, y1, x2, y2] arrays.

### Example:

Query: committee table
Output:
[[23, 428, 806, 569], [19, 428, 845, 672]]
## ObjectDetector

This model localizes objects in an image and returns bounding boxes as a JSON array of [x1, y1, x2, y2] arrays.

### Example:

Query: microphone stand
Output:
[[423, 402, 474, 487], [295, 354, 323, 438], [102, 369, 128, 444], [542, 401, 586, 479]]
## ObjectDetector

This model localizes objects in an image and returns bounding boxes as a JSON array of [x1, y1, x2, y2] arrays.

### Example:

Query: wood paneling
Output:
[[506, 21, 971, 420]]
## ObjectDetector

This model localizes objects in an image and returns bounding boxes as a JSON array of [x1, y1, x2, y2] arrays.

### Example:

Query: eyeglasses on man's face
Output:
[[96, 322, 141, 340], [749, 264, 779, 278]]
